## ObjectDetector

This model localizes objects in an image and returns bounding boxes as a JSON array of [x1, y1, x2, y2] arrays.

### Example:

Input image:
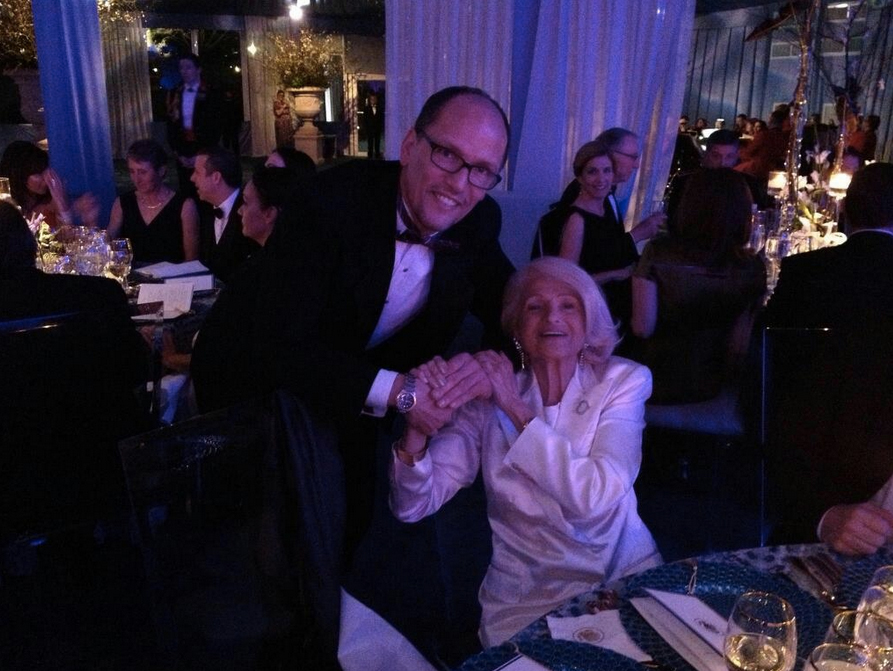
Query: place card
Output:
[[165, 274, 215, 292], [138, 259, 209, 279], [135, 282, 193, 320]]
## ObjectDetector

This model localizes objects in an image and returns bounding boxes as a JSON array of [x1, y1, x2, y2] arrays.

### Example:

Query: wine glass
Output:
[[868, 566, 893, 594], [859, 587, 893, 623], [724, 591, 798, 671], [825, 610, 893, 651], [0, 177, 11, 202], [107, 238, 133, 289], [806, 643, 878, 670]]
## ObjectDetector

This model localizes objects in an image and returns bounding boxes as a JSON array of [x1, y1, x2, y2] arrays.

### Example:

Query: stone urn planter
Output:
[[287, 87, 325, 129]]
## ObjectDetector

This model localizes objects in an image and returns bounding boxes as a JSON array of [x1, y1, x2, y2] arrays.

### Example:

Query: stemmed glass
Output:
[[806, 643, 879, 670], [107, 238, 133, 290], [724, 591, 798, 671], [0, 177, 11, 202]]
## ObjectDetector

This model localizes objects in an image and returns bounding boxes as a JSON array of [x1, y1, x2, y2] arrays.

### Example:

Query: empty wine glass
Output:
[[859, 586, 893, 623], [824, 610, 893, 651], [724, 591, 798, 671], [807, 643, 879, 670]]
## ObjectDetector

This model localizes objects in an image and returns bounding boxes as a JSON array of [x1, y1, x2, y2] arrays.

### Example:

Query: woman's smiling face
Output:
[[516, 276, 586, 364]]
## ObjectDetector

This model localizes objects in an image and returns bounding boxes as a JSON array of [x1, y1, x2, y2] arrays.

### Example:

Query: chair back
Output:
[[0, 310, 146, 536], [761, 324, 893, 544]]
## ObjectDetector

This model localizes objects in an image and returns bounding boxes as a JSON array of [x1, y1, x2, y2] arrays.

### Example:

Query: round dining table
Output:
[[457, 543, 893, 671]]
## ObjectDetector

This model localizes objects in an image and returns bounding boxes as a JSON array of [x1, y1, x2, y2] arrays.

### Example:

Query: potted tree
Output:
[[269, 29, 341, 127]]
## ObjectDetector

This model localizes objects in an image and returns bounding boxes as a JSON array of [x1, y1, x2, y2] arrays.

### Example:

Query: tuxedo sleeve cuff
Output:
[[363, 369, 398, 417]]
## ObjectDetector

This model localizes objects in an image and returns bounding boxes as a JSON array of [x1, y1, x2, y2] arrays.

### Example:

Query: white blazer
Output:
[[390, 357, 662, 647]]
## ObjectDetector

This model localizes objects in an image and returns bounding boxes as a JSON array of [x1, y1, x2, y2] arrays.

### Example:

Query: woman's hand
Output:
[[42, 168, 71, 215], [474, 350, 534, 432], [73, 193, 100, 228]]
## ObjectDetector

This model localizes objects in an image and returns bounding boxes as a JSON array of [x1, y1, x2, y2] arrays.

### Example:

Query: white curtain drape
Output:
[[102, 17, 152, 158], [385, 0, 514, 160], [385, 0, 695, 265]]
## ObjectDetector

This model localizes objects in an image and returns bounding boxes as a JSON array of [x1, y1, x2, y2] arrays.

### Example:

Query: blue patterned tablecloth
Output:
[[458, 544, 893, 671]]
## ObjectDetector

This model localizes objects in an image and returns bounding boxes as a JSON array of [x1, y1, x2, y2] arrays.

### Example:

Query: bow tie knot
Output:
[[213, 207, 225, 220]]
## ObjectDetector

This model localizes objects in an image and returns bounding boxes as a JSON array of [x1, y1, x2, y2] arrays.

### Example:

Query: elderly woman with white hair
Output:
[[389, 256, 661, 647]]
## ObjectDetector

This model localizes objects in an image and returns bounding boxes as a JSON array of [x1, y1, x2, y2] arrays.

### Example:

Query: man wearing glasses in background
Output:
[[255, 86, 514, 669]]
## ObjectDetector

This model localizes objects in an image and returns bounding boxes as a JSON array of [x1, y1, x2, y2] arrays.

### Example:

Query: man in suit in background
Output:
[[191, 146, 258, 283], [762, 163, 893, 548], [764, 162, 893, 327], [167, 53, 222, 194], [258, 86, 514, 667], [664, 129, 773, 230], [362, 91, 384, 159]]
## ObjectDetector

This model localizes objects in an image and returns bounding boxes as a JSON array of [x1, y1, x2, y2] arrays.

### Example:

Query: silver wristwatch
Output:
[[396, 373, 417, 413]]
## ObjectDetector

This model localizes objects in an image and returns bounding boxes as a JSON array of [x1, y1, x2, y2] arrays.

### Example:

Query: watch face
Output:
[[396, 390, 416, 413]]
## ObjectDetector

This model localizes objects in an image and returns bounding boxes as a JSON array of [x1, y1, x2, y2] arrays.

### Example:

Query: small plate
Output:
[[619, 561, 831, 669], [456, 638, 646, 671]]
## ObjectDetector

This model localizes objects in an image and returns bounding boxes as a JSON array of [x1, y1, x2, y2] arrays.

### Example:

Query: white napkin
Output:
[[630, 590, 727, 671], [166, 274, 214, 292], [547, 610, 652, 662]]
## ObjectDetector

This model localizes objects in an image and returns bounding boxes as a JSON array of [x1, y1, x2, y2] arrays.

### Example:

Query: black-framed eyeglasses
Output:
[[612, 149, 640, 161], [417, 130, 502, 190]]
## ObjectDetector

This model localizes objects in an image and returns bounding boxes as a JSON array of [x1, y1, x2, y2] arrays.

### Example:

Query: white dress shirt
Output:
[[182, 86, 198, 130], [362, 206, 434, 416], [213, 188, 240, 244]]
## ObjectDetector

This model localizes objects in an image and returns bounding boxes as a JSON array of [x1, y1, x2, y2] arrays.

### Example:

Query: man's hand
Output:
[[819, 503, 893, 555], [630, 213, 665, 242], [421, 353, 493, 410]]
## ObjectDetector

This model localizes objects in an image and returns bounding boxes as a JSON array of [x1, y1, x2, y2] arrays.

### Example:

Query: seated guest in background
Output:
[[390, 257, 661, 647], [764, 162, 893, 327], [533, 141, 652, 328], [734, 113, 749, 136], [848, 114, 880, 162], [0, 201, 147, 512], [264, 145, 317, 175], [551, 127, 665, 237], [735, 106, 790, 183], [191, 146, 258, 282], [107, 139, 199, 264], [665, 129, 773, 229], [0, 140, 98, 229], [628, 169, 766, 404], [762, 164, 893, 546], [191, 166, 295, 413]]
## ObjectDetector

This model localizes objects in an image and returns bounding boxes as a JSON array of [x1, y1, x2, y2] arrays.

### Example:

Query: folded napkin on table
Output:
[[547, 609, 651, 662]]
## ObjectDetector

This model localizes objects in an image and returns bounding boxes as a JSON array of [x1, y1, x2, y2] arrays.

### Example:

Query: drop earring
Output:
[[513, 337, 527, 370]]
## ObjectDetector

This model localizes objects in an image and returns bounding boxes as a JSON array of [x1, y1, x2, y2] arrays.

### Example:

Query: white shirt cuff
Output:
[[363, 369, 398, 417]]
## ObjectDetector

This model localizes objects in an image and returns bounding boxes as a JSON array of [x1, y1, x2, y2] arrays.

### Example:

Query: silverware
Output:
[[788, 555, 849, 610]]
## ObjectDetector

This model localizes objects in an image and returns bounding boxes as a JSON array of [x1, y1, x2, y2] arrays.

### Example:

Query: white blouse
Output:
[[389, 357, 662, 647]]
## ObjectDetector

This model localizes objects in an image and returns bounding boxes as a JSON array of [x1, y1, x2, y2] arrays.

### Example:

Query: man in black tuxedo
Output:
[[762, 163, 893, 548], [257, 86, 514, 665], [191, 146, 258, 283], [166, 53, 222, 194], [764, 162, 893, 327], [362, 92, 384, 158]]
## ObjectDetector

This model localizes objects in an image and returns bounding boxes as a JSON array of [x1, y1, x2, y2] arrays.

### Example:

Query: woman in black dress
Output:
[[107, 139, 199, 263], [534, 141, 655, 327]]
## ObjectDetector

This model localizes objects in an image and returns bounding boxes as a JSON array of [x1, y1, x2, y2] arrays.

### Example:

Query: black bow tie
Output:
[[186, 87, 195, 93], [395, 196, 459, 252], [213, 207, 225, 220]]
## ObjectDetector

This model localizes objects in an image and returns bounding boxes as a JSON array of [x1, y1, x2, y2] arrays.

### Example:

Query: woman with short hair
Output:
[[107, 138, 199, 263], [390, 257, 661, 646]]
